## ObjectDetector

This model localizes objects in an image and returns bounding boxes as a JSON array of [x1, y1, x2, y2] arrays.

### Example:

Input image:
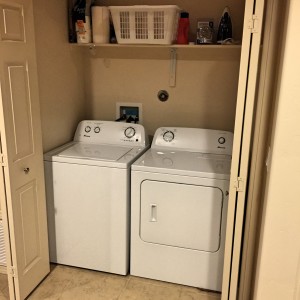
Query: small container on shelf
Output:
[[72, 0, 93, 44], [176, 11, 190, 44], [75, 17, 92, 44], [196, 20, 214, 44]]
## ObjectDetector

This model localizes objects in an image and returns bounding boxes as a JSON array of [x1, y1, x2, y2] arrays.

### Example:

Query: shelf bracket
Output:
[[88, 44, 97, 55], [169, 48, 177, 87]]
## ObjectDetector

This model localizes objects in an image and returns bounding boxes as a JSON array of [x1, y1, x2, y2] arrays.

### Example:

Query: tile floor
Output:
[[0, 273, 9, 300], [0, 264, 221, 300]]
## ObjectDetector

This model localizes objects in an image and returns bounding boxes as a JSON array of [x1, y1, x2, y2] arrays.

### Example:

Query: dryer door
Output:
[[140, 180, 223, 252]]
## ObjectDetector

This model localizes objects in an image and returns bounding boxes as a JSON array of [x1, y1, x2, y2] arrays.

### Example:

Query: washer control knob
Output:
[[163, 131, 175, 142], [85, 126, 91, 133], [124, 127, 136, 138], [94, 126, 100, 133], [218, 137, 226, 144]]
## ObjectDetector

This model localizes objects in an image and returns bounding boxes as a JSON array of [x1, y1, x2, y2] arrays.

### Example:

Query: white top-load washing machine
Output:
[[44, 120, 149, 275], [130, 127, 233, 291]]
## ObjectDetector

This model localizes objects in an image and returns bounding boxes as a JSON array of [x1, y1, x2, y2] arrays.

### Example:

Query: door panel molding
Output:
[[6, 63, 34, 161], [17, 180, 40, 268], [0, 2, 25, 42]]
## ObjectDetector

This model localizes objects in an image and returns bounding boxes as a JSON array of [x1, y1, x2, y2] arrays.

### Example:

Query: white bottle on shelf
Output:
[[91, 6, 110, 44]]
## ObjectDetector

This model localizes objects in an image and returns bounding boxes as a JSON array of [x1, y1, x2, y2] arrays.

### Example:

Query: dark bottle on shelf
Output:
[[68, 0, 77, 43], [217, 7, 233, 43]]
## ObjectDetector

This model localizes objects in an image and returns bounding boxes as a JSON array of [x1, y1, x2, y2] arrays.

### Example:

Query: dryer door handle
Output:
[[150, 204, 157, 222]]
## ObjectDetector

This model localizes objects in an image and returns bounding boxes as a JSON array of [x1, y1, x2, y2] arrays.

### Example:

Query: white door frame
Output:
[[221, 0, 265, 298]]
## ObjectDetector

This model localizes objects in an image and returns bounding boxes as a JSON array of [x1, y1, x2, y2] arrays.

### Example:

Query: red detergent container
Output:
[[176, 11, 189, 44]]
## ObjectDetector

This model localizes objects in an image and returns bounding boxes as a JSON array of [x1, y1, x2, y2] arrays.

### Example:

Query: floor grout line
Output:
[[116, 274, 131, 300]]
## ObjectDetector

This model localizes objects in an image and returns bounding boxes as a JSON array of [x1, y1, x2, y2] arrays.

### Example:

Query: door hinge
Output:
[[9, 266, 17, 277], [248, 15, 259, 33], [234, 177, 245, 192], [0, 154, 7, 167]]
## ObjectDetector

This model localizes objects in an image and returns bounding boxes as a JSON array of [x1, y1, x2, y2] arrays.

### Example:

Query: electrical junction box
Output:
[[116, 102, 143, 123]]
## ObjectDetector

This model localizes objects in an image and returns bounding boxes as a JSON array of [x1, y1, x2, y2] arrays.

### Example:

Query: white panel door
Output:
[[221, 0, 265, 299], [0, 0, 50, 299]]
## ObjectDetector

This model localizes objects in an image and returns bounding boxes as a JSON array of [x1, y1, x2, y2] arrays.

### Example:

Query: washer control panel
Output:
[[74, 120, 149, 147], [152, 127, 233, 155]]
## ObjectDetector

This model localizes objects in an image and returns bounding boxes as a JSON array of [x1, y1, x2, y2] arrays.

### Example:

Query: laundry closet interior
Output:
[[0, 0, 283, 299]]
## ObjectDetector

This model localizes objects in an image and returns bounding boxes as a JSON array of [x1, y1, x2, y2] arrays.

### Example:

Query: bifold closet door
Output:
[[237, 0, 287, 298], [221, 0, 265, 299], [0, 0, 50, 299]]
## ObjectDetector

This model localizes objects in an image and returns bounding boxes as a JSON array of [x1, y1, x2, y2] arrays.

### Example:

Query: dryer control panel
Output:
[[152, 127, 233, 155], [74, 120, 149, 147]]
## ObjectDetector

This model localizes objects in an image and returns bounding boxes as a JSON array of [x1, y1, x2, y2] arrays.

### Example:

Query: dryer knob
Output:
[[163, 131, 175, 142], [94, 126, 101, 133], [85, 126, 91, 133], [218, 137, 226, 144]]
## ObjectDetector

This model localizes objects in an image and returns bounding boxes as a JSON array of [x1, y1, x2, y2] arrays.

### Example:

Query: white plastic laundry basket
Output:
[[109, 5, 180, 45]]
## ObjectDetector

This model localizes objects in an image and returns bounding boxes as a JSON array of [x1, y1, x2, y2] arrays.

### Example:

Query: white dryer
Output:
[[44, 120, 149, 275], [130, 127, 233, 291]]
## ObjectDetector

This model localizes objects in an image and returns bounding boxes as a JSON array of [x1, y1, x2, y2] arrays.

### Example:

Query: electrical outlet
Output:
[[116, 102, 143, 123]]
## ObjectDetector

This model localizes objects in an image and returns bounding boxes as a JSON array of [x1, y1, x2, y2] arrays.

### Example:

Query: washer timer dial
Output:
[[163, 131, 175, 142], [124, 127, 136, 138]]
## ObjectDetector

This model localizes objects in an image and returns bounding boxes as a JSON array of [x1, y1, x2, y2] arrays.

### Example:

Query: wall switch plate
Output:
[[116, 102, 143, 123]]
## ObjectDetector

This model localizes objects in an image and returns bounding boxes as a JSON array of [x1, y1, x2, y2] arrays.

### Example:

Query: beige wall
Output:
[[86, 0, 244, 135], [33, 0, 87, 152], [32, 0, 244, 146], [85, 46, 241, 136], [254, 0, 300, 299]]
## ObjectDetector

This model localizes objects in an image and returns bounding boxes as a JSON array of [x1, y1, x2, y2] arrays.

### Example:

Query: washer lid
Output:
[[58, 143, 132, 161], [132, 149, 232, 179]]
